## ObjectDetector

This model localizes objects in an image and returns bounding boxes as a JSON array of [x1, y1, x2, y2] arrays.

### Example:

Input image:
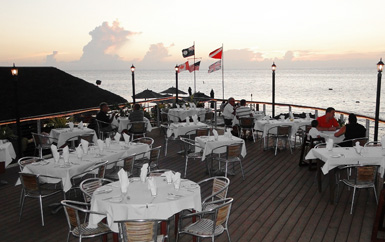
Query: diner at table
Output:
[[316, 107, 340, 131]]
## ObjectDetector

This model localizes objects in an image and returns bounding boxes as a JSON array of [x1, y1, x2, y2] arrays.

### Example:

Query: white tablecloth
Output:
[[232, 111, 265, 126], [116, 117, 152, 133], [167, 122, 209, 138], [0, 142, 16, 167], [195, 135, 247, 161], [18, 142, 149, 192], [305, 147, 385, 175], [168, 108, 207, 122], [318, 131, 345, 144], [89, 177, 202, 232], [50, 128, 97, 147], [255, 118, 313, 138]]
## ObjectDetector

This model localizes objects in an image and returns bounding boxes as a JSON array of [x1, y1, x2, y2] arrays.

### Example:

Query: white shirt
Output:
[[222, 103, 235, 119], [308, 127, 321, 139]]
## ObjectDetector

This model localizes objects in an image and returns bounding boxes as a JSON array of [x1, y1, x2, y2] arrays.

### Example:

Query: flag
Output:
[[182, 45, 195, 58], [208, 60, 221, 73], [189, 61, 201, 72], [178, 61, 189, 73], [209, 47, 223, 59]]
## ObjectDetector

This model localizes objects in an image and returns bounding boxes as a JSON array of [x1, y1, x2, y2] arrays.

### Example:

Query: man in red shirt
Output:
[[317, 107, 340, 131]]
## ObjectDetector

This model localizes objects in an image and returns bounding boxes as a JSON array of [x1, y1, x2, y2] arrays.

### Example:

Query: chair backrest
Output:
[[214, 198, 233, 227], [356, 166, 377, 183], [132, 137, 154, 147], [239, 117, 254, 128], [148, 169, 174, 177], [353, 137, 369, 146], [198, 176, 230, 203], [19, 173, 40, 193], [31, 132, 52, 148], [18, 156, 42, 171], [78, 134, 94, 144], [196, 128, 209, 137], [80, 178, 113, 203], [205, 112, 214, 121], [130, 121, 147, 134], [227, 143, 242, 159], [314, 143, 341, 148], [149, 146, 161, 166], [364, 141, 382, 147], [277, 125, 291, 136], [122, 155, 135, 174], [118, 220, 159, 242], [160, 112, 169, 124]]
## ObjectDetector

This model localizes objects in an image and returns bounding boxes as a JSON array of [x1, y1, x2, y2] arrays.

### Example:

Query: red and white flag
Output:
[[189, 61, 201, 72], [209, 47, 223, 59], [178, 61, 189, 73], [208, 60, 221, 73]]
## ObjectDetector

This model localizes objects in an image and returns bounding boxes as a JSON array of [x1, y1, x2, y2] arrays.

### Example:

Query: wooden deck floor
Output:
[[0, 128, 381, 242]]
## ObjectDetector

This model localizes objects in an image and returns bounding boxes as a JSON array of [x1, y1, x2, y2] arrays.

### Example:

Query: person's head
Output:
[[133, 104, 141, 111], [348, 113, 357, 124], [311, 120, 319, 128], [228, 97, 235, 106], [325, 107, 335, 118], [240, 99, 247, 106], [99, 102, 109, 113]]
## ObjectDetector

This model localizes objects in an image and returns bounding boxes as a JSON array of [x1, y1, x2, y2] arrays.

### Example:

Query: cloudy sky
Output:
[[1, 0, 384, 70]]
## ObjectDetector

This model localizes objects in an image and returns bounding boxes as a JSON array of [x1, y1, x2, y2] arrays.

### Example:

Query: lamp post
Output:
[[11, 63, 22, 158], [374, 58, 384, 141], [175, 65, 179, 107], [131, 64, 136, 104], [272, 62, 276, 118]]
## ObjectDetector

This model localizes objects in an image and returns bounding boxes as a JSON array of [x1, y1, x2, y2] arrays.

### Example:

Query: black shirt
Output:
[[344, 123, 366, 140], [96, 111, 111, 128]]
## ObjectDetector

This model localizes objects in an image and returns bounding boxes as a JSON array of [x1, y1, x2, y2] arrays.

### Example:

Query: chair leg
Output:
[[239, 160, 245, 180], [164, 139, 168, 156], [350, 187, 357, 214], [39, 196, 46, 226], [184, 157, 188, 178], [275, 138, 278, 156], [19, 195, 26, 222], [225, 162, 228, 178], [226, 228, 232, 242], [373, 186, 378, 204]]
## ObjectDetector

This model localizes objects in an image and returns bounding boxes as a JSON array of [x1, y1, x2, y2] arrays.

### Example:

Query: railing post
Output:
[[256, 103, 259, 111], [37, 119, 41, 134], [366, 119, 370, 139], [315, 110, 318, 118], [263, 104, 266, 116], [214, 101, 217, 128], [157, 106, 160, 127], [289, 106, 292, 113]]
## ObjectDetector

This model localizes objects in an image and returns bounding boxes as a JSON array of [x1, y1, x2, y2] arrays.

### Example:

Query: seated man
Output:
[[334, 113, 366, 146], [96, 102, 116, 132], [235, 99, 252, 119], [316, 107, 340, 131], [222, 97, 235, 127], [129, 104, 144, 122]]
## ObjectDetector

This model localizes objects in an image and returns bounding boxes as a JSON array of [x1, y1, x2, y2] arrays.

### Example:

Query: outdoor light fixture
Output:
[[11, 63, 21, 159], [175, 64, 179, 107], [131, 64, 136, 104], [374, 58, 384, 141], [272, 62, 276, 118], [11, 63, 18, 76]]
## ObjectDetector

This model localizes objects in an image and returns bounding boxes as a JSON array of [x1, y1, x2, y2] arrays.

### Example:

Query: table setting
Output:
[[166, 115, 208, 138], [49, 126, 97, 148], [88, 168, 201, 232]]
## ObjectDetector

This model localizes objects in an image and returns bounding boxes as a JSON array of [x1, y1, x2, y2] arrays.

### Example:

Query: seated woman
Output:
[[334, 113, 366, 146]]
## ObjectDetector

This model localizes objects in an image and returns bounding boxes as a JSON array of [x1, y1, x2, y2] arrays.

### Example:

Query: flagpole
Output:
[[193, 41, 196, 94], [222, 43, 224, 100]]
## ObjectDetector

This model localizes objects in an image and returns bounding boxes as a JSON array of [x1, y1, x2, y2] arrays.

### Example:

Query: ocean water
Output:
[[65, 68, 384, 120]]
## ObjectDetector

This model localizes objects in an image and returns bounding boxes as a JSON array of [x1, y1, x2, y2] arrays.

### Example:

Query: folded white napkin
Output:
[[280, 115, 285, 120], [289, 112, 294, 120], [78, 121, 84, 129], [172, 172, 181, 189], [192, 114, 198, 124], [97, 139, 104, 151], [190, 103, 196, 108], [123, 133, 131, 144], [75, 144, 83, 158], [147, 177, 157, 196], [176, 104, 180, 109], [212, 129, 219, 140], [326, 138, 334, 151], [167, 129, 173, 138], [182, 104, 187, 110], [105, 138, 111, 147], [306, 113, 310, 120], [68, 122, 74, 130], [81, 139, 89, 154], [118, 168, 130, 193], [114, 132, 121, 142], [51, 144, 60, 162], [140, 163, 148, 182], [381, 136, 385, 149], [165, 171, 173, 183], [63, 146, 69, 163], [355, 141, 363, 154], [186, 117, 190, 125]]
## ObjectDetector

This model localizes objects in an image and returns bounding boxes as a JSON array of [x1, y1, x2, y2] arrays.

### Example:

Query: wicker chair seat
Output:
[[72, 222, 110, 237], [184, 218, 225, 236]]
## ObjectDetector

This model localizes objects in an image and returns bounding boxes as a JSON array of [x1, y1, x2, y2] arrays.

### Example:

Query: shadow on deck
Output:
[[0, 128, 381, 241]]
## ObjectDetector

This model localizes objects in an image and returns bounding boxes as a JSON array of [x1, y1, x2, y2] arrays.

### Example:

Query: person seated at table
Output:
[[309, 120, 322, 138], [235, 99, 252, 119], [96, 102, 116, 131], [222, 97, 235, 127], [316, 107, 340, 131], [129, 104, 144, 122], [334, 113, 366, 146]]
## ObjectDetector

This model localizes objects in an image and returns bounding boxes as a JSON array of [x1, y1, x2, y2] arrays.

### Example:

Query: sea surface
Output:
[[65, 68, 384, 121]]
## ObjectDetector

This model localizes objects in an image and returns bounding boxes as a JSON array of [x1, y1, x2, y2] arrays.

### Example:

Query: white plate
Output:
[[109, 197, 122, 203], [331, 154, 343, 158], [96, 188, 112, 194]]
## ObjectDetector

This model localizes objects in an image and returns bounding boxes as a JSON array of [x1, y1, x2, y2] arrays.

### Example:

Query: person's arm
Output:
[[332, 118, 340, 129], [334, 126, 346, 137]]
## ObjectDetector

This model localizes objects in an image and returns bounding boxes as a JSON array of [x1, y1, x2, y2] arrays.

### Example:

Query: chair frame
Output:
[[116, 219, 164, 242], [197, 176, 230, 209], [61, 200, 111, 242], [96, 119, 117, 140], [31, 132, 58, 158], [79, 178, 114, 203], [180, 137, 205, 178], [176, 198, 233, 242], [266, 125, 292, 156], [128, 121, 148, 139], [237, 117, 255, 142], [211, 143, 245, 180], [19, 172, 65, 226], [132, 137, 154, 148]]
